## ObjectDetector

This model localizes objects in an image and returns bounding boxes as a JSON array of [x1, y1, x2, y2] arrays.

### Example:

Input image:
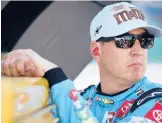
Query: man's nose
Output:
[[130, 39, 143, 56]]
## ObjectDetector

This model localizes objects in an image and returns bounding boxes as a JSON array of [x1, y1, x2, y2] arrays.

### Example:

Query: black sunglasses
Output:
[[96, 31, 155, 49]]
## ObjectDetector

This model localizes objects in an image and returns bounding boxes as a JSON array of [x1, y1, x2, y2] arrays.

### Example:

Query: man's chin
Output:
[[130, 73, 144, 83], [128, 66, 145, 81], [125, 70, 144, 83]]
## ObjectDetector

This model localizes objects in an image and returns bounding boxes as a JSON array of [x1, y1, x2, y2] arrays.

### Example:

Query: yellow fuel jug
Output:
[[1, 77, 49, 123]]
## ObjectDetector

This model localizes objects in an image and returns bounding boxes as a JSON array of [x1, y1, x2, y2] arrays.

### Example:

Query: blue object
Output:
[[50, 77, 162, 123]]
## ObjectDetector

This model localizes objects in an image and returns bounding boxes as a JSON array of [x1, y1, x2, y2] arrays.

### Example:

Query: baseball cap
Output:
[[90, 2, 162, 41]]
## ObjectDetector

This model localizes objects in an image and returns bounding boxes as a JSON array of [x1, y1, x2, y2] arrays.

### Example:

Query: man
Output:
[[2, 2, 162, 123]]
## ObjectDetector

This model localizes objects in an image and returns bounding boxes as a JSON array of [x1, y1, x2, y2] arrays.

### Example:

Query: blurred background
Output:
[[1, 1, 162, 89]]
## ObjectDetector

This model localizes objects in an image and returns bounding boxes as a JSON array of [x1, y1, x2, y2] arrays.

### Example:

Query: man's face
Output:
[[92, 28, 147, 84]]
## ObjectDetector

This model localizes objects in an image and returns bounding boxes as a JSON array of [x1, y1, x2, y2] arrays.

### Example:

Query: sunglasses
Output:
[[96, 31, 155, 49]]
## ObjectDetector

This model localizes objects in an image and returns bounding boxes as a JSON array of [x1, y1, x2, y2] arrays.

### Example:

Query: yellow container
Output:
[[15, 104, 59, 123], [1, 77, 49, 123], [2, 80, 14, 123]]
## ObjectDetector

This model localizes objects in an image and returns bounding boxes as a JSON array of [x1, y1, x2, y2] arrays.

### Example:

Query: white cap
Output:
[[90, 2, 162, 41]]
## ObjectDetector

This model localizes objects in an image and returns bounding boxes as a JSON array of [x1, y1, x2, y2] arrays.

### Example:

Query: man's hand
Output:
[[1, 49, 57, 77]]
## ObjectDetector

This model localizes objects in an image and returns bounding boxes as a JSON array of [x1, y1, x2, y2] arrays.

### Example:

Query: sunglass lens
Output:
[[115, 35, 134, 48], [140, 37, 154, 49]]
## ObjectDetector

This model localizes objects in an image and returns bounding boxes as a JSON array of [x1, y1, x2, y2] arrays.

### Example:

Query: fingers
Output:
[[33, 69, 45, 77], [2, 57, 12, 77], [9, 58, 19, 77], [2, 49, 45, 77], [1, 58, 7, 75], [2, 56, 24, 77], [16, 56, 37, 76], [15, 58, 25, 76], [24, 57, 35, 72], [25, 69, 44, 77], [2, 56, 26, 77]]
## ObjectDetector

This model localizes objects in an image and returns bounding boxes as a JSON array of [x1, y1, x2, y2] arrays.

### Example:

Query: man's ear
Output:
[[90, 41, 100, 63]]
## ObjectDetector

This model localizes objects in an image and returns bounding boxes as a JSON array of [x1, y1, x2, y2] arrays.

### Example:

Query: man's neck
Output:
[[100, 74, 133, 95]]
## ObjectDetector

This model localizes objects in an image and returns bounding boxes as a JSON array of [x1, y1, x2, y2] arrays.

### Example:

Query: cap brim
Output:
[[141, 25, 162, 38]]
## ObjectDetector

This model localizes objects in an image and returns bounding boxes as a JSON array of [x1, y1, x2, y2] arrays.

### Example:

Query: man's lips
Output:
[[127, 62, 143, 67]]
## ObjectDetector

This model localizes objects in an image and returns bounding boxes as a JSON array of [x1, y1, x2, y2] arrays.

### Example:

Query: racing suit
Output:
[[44, 68, 162, 123]]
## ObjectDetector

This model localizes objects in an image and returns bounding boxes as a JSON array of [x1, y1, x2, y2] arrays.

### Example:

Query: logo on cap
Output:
[[113, 7, 145, 25], [94, 25, 102, 36]]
